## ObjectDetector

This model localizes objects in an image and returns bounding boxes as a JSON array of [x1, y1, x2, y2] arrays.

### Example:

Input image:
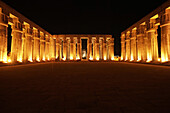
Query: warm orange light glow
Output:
[[62, 57, 66, 61], [28, 58, 33, 62], [89, 57, 93, 60], [42, 57, 46, 61], [76, 57, 80, 60], [161, 57, 168, 63], [111, 57, 114, 61], [36, 57, 40, 62], [137, 59, 141, 62], [96, 57, 99, 61], [104, 56, 107, 60], [158, 58, 161, 62], [8, 59, 11, 63], [70, 56, 73, 60]]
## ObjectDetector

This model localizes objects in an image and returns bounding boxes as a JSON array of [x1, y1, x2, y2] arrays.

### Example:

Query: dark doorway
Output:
[[157, 25, 161, 58], [7, 25, 12, 56], [81, 39, 87, 60]]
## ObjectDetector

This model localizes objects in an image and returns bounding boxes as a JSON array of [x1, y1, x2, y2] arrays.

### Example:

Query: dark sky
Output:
[[2, 0, 168, 55]]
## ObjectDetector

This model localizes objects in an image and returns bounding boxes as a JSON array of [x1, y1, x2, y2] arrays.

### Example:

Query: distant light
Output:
[[8, 59, 11, 63], [104, 56, 107, 60]]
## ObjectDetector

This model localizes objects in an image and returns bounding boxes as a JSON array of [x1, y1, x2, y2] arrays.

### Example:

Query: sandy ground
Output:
[[0, 62, 170, 113]]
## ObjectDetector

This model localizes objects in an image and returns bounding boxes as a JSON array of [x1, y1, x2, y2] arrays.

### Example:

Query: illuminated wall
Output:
[[121, 1, 170, 63]]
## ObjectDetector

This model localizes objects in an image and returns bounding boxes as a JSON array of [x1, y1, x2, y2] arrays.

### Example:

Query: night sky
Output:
[[2, 0, 168, 55]]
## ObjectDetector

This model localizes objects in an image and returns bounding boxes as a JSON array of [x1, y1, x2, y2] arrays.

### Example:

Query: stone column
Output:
[[23, 23, 33, 62], [125, 32, 131, 61], [99, 37, 104, 60], [146, 18, 158, 62], [106, 38, 110, 60], [55, 35, 59, 60], [121, 34, 125, 60], [77, 37, 80, 60], [0, 10, 8, 62], [33, 28, 40, 61], [73, 37, 77, 60], [45, 35, 50, 60], [49, 36, 55, 60], [109, 37, 114, 60], [131, 28, 137, 61], [66, 37, 70, 60], [95, 37, 100, 60], [92, 37, 96, 60], [40, 32, 45, 61], [10, 17, 23, 63], [160, 7, 170, 62]]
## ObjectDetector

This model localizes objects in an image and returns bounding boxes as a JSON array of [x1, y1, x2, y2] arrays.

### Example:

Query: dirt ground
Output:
[[0, 62, 170, 113]]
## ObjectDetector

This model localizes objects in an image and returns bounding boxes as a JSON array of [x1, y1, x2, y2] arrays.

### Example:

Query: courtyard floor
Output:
[[0, 62, 170, 113]]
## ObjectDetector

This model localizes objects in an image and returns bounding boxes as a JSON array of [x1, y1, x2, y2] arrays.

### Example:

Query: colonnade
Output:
[[121, 5, 170, 63], [0, 8, 54, 63], [0, 6, 114, 63], [54, 35, 114, 61]]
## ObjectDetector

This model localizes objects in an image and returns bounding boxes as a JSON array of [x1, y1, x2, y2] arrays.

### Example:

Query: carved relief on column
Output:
[[73, 37, 77, 60], [160, 7, 170, 62], [95, 36, 99, 60], [9, 14, 23, 63], [146, 15, 159, 62], [131, 28, 137, 61], [23, 22, 33, 62], [125, 31, 131, 61], [99, 37, 104, 60], [92, 37, 96, 60], [66, 37, 70, 60], [109, 37, 114, 60], [121, 34, 125, 60], [45, 35, 50, 60], [49, 36, 55, 60], [40, 32, 45, 61], [0, 9, 8, 62], [106, 37, 110, 60], [32, 28, 40, 62]]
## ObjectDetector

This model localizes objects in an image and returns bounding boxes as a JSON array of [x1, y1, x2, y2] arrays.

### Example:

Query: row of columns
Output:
[[0, 9, 55, 63], [0, 10, 115, 63], [121, 7, 170, 63], [55, 35, 114, 61]]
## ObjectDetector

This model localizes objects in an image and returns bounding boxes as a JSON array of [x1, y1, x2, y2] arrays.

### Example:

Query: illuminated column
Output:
[[99, 37, 104, 60], [77, 37, 81, 60], [73, 37, 77, 60], [70, 37, 73, 60], [66, 37, 70, 60], [10, 15, 23, 63], [137, 23, 147, 61], [109, 37, 114, 60], [40, 32, 45, 61], [33, 28, 40, 62], [49, 36, 55, 60], [23, 22, 33, 62], [125, 31, 131, 61], [121, 34, 125, 60], [92, 37, 96, 60], [146, 15, 159, 62], [45, 35, 50, 60], [95, 37, 99, 60], [131, 28, 137, 61], [59, 37, 63, 60], [55, 35, 60, 60], [161, 7, 170, 62], [89, 37, 93, 60], [0, 9, 8, 62], [106, 38, 110, 60]]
